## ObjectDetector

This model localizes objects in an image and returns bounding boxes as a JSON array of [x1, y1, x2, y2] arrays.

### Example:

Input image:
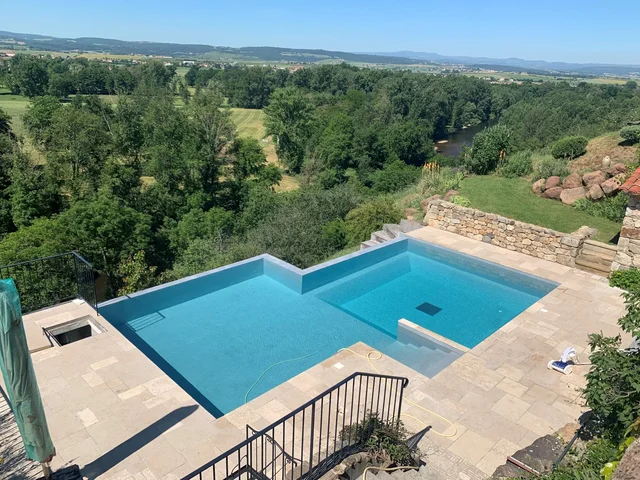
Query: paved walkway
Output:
[[4, 226, 628, 479]]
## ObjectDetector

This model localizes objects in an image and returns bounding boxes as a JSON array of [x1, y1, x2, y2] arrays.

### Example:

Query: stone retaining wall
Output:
[[612, 194, 640, 270], [425, 200, 595, 267]]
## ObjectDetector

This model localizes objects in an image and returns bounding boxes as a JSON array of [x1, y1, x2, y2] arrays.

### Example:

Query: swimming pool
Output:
[[100, 237, 557, 416]]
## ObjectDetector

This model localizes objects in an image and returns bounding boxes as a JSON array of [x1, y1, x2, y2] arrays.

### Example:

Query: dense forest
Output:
[[0, 56, 639, 298]]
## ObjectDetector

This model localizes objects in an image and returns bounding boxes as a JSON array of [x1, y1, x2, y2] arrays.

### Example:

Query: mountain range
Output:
[[1, 30, 639, 76]]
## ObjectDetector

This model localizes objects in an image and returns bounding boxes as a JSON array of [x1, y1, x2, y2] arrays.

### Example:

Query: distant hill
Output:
[[0, 30, 425, 65], [367, 51, 640, 76], [3, 30, 638, 76]]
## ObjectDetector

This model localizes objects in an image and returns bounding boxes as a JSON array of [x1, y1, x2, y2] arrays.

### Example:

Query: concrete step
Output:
[[360, 239, 379, 250], [584, 239, 618, 254], [372, 230, 393, 243], [580, 244, 616, 259], [392, 468, 419, 480], [383, 223, 401, 239], [400, 219, 422, 233], [371, 470, 394, 480], [575, 257, 611, 276], [578, 252, 615, 266]]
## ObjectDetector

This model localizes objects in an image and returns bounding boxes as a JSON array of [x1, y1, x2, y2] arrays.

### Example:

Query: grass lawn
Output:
[[0, 90, 31, 135], [459, 176, 622, 243], [229, 108, 265, 138]]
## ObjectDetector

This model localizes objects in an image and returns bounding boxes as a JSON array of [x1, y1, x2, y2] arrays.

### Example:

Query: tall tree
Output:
[[184, 88, 235, 197], [8, 54, 49, 97], [45, 103, 111, 200], [10, 152, 60, 228], [264, 87, 314, 173]]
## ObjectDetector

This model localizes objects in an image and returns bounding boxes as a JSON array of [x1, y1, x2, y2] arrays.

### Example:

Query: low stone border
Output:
[[425, 200, 595, 267]]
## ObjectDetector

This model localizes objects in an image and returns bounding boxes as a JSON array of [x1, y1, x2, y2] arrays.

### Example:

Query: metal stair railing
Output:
[[181, 371, 409, 480]]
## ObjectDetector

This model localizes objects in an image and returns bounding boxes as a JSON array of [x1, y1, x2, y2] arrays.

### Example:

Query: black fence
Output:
[[0, 252, 98, 314], [181, 371, 409, 480]]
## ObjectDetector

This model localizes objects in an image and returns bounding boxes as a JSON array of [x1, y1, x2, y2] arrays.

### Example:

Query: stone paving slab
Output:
[[5, 226, 627, 479]]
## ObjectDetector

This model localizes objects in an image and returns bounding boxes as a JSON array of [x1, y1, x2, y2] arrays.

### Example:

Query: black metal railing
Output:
[[181, 371, 409, 480], [0, 251, 98, 314]]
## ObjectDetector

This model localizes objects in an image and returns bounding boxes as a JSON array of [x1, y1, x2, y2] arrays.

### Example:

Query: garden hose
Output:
[[337, 348, 458, 438], [244, 351, 319, 403]]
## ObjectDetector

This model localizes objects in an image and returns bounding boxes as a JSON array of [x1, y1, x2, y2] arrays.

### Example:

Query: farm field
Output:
[[461, 71, 628, 84]]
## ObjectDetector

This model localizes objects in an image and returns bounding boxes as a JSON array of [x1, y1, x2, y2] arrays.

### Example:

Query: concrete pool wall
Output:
[[99, 235, 558, 324]]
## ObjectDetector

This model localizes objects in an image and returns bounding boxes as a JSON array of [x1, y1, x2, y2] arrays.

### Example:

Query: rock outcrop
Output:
[[532, 164, 629, 204], [532, 179, 545, 194], [542, 186, 563, 199], [588, 184, 605, 201], [560, 187, 587, 205], [563, 172, 583, 189], [583, 170, 606, 187], [545, 176, 561, 189]]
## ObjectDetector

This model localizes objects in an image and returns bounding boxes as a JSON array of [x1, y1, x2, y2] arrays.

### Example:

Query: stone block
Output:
[[621, 227, 640, 240]]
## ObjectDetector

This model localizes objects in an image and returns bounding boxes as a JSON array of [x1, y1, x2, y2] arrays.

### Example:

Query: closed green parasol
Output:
[[0, 278, 55, 470]]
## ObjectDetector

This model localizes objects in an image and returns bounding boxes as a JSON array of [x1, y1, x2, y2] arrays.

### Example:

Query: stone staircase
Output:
[[575, 239, 617, 276], [360, 220, 422, 250], [365, 462, 483, 480]]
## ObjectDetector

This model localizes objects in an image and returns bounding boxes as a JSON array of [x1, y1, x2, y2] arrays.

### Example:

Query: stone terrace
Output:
[[1, 227, 628, 479]]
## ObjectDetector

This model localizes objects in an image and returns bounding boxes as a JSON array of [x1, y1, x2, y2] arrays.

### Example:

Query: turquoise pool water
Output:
[[100, 238, 556, 416]]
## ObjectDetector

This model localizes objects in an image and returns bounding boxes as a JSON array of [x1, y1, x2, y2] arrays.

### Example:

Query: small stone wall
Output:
[[612, 194, 640, 270], [425, 200, 595, 267]]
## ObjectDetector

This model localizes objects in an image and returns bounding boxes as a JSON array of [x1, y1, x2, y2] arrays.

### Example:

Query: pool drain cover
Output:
[[416, 302, 441, 316]]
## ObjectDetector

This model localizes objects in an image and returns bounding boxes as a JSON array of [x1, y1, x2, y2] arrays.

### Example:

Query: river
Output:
[[434, 119, 497, 158]]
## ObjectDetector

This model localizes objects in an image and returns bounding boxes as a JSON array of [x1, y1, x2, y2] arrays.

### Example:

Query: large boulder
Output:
[[601, 177, 622, 196], [612, 163, 627, 175], [545, 176, 561, 189], [583, 170, 606, 187], [563, 172, 583, 189], [560, 186, 587, 205], [588, 184, 605, 201], [542, 186, 563, 199], [533, 179, 546, 194]]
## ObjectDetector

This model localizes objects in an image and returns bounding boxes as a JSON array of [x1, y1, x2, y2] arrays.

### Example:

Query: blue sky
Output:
[[3, 0, 639, 64]]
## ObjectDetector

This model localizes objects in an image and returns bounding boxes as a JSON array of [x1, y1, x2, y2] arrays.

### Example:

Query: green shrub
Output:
[[369, 160, 421, 193], [496, 150, 533, 178], [573, 193, 628, 222], [533, 154, 570, 180], [584, 288, 640, 437], [340, 414, 419, 466], [451, 195, 471, 207], [620, 125, 640, 144], [551, 136, 588, 159], [609, 268, 640, 291], [322, 219, 347, 251], [345, 197, 402, 245], [418, 163, 464, 195], [465, 124, 513, 174]]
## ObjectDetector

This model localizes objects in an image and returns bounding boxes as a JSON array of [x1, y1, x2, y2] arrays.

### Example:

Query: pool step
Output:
[[384, 341, 460, 378]]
